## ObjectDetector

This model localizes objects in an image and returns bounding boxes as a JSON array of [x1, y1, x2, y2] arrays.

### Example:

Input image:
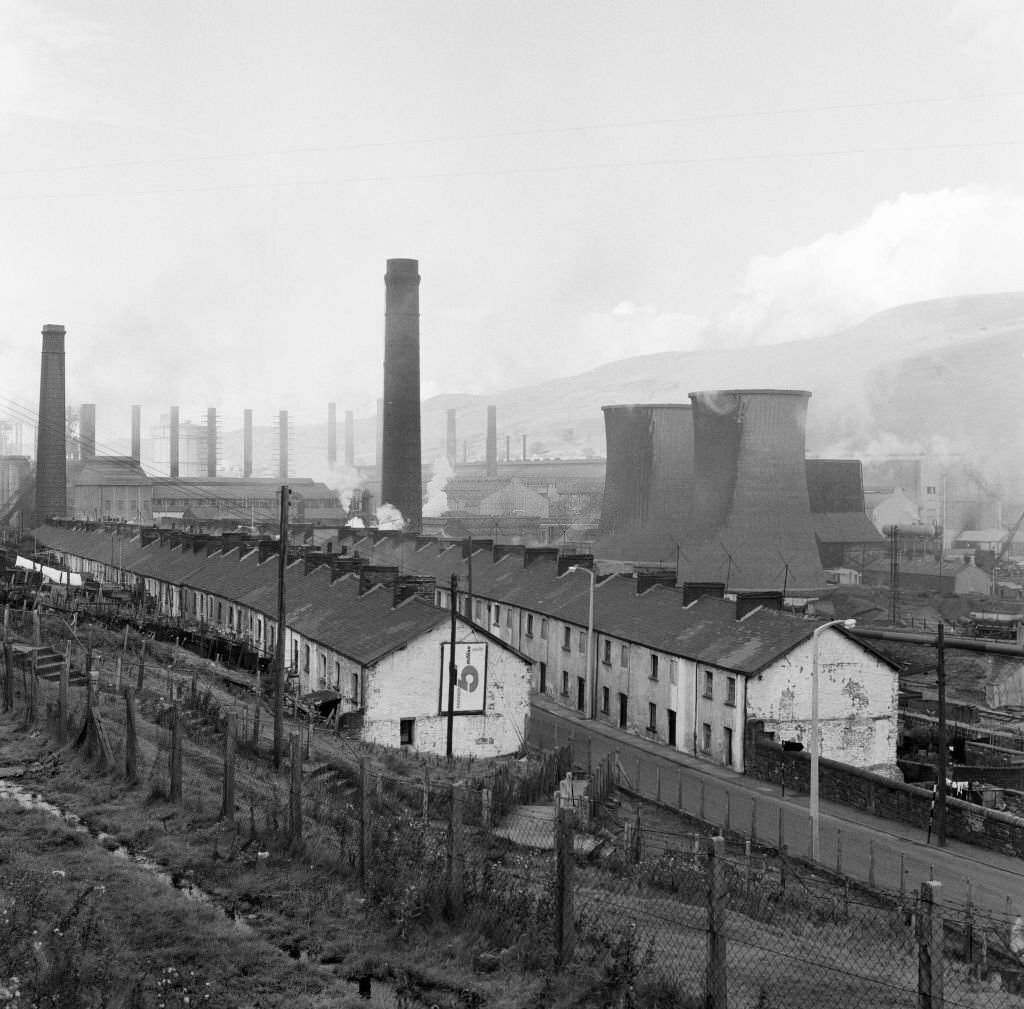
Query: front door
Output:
[[618, 693, 628, 729], [577, 676, 586, 712], [667, 709, 677, 747]]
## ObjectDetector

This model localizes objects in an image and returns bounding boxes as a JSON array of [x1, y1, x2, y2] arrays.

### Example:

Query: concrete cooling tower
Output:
[[594, 404, 693, 563], [678, 389, 826, 594]]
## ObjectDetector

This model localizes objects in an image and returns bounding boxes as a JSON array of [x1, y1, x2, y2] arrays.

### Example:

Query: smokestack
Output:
[[486, 405, 497, 477], [169, 406, 180, 479], [445, 408, 456, 468], [680, 389, 826, 593], [131, 405, 141, 462], [206, 407, 217, 478], [243, 409, 253, 477], [79, 403, 96, 460], [35, 323, 67, 521], [522, 434, 527, 461], [278, 409, 289, 479], [505, 434, 510, 462], [344, 410, 355, 467], [380, 258, 422, 531], [327, 402, 337, 465], [595, 404, 694, 563], [376, 397, 383, 471]]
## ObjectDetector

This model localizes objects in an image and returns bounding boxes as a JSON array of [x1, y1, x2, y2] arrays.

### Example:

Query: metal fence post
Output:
[[917, 881, 944, 1009], [706, 835, 728, 1009], [124, 687, 138, 784]]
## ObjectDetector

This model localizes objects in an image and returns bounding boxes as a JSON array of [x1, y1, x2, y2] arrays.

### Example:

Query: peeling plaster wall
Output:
[[361, 621, 532, 757], [745, 630, 898, 772]]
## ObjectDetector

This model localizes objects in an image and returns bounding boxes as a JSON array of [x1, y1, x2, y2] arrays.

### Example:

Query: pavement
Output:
[[529, 693, 1024, 919]]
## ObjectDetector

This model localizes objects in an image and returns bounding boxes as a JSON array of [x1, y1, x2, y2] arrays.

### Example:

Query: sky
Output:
[[2, 0, 1024, 456]]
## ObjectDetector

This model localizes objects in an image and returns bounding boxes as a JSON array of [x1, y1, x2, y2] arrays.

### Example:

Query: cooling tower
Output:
[[486, 405, 497, 477], [380, 258, 422, 531], [131, 405, 141, 462], [206, 407, 217, 478], [243, 409, 253, 477], [79, 403, 96, 460], [35, 324, 67, 520], [594, 404, 694, 563], [679, 389, 826, 594], [344, 409, 355, 466], [169, 407, 180, 478]]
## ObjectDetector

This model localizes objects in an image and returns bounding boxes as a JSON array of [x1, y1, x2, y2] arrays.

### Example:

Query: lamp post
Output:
[[809, 617, 856, 862], [568, 565, 596, 719]]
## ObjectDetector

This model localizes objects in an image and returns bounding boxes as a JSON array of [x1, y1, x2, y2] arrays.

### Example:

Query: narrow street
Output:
[[530, 695, 1024, 918]]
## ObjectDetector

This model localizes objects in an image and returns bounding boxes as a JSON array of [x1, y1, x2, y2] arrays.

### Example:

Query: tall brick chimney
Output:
[[35, 324, 67, 521]]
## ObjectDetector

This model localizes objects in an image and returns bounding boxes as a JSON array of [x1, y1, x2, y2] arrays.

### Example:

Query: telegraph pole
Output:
[[935, 622, 948, 847], [274, 485, 289, 769], [446, 573, 458, 758]]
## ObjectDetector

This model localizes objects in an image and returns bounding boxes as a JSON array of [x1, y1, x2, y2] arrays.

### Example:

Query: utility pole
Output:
[[465, 536, 474, 620], [935, 622, 948, 847], [446, 573, 458, 758], [274, 485, 289, 769]]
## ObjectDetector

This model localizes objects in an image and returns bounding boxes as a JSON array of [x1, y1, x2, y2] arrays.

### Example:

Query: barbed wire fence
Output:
[[3, 624, 1024, 1007]]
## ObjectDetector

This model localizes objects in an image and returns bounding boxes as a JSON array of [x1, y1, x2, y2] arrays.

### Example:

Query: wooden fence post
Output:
[[124, 688, 138, 784], [169, 704, 183, 804], [706, 835, 728, 1009], [58, 645, 70, 742], [555, 804, 576, 965], [481, 787, 492, 831], [289, 732, 303, 848], [917, 881, 944, 1009], [359, 758, 371, 889], [447, 784, 465, 918], [136, 643, 145, 692], [2, 641, 13, 712], [221, 712, 236, 822]]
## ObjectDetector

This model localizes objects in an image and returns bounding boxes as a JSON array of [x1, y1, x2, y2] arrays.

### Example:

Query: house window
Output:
[[648, 703, 657, 732], [493, 604, 501, 626], [351, 671, 359, 702], [506, 609, 512, 628], [724, 727, 734, 767], [540, 618, 548, 640], [400, 719, 415, 746], [650, 655, 659, 680], [217, 602, 223, 622], [474, 600, 483, 621], [578, 630, 586, 652], [669, 658, 679, 686], [602, 639, 612, 664], [726, 677, 737, 707], [702, 722, 712, 753], [562, 627, 571, 651], [335, 661, 342, 690], [303, 644, 311, 674], [601, 686, 610, 714], [319, 654, 327, 687], [620, 644, 630, 668], [703, 670, 714, 699], [539, 661, 547, 693], [561, 670, 569, 696], [526, 614, 534, 637]]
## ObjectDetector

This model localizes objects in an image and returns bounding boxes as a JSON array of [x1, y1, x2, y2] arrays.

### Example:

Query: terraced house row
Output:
[[31, 525, 900, 774]]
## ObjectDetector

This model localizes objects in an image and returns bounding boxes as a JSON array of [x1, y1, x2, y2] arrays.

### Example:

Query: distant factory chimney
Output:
[[376, 397, 383, 472], [595, 404, 694, 563], [679, 389, 826, 593], [380, 258, 422, 531], [243, 409, 253, 478], [169, 406, 180, 478], [35, 324, 67, 521], [486, 405, 497, 477], [445, 408, 456, 468], [278, 410, 289, 480], [327, 402, 337, 466], [344, 410, 355, 467], [206, 407, 217, 477], [79, 403, 96, 460], [131, 405, 141, 462]]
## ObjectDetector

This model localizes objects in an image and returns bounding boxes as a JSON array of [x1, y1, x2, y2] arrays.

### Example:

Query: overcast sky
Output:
[[2, 0, 1023, 452]]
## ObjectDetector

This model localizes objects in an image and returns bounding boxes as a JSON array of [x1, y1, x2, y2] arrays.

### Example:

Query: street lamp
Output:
[[809, 617, 856, 862], [567, 565, 596, 719]]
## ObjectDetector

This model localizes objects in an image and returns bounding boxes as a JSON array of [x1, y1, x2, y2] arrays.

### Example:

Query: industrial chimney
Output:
[[35, 324, 67, 521], [278, 410, 289, 480], [679, 389, 826, 594], [344, 409, 355, 467], [131, 405, 141, 462], [206, 407, 217, 477], [486, 405, 497, 477], [168, 407, 180, 478], [327, 402, 337, 466], [243, 409, 253, 478], [595, 404, 694, 563], [79, 403, 96, 460], [380, 258, 422, 531]]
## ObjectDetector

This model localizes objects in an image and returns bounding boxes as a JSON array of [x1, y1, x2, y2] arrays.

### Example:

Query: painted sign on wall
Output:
[[439, 641, 488, 714]]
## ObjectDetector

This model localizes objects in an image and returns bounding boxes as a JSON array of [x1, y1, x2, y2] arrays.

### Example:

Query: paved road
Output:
[[530, 696, 1024, 920]]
